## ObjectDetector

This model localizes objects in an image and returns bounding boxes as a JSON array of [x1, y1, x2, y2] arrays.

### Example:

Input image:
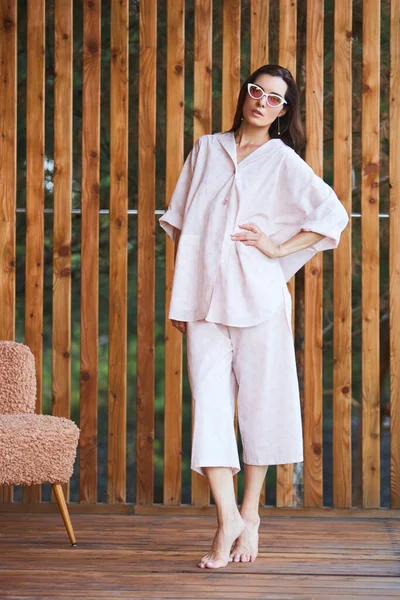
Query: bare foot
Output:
[[198, 514, 245, 569], [229, 516, 260, 563]]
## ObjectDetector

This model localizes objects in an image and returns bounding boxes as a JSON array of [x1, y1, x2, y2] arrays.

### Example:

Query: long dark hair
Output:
[[228, 64, 305, 153]]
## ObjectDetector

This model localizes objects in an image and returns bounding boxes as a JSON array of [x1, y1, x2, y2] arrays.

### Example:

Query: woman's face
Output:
[[242, 74, 288, 129]]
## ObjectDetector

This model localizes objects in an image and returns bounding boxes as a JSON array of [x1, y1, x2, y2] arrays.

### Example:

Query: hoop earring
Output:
[[277, 116, 281, 136]]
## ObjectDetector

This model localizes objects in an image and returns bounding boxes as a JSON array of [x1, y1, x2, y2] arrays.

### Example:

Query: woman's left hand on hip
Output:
[[230, 223, 281, 259]]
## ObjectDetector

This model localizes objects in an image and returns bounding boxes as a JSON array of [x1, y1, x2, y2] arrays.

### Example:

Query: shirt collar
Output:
[[215, 130, 283, 168]]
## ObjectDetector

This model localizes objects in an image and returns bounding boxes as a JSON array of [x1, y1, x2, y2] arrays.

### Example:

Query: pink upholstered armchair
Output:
[[0, 341, 80, 545]]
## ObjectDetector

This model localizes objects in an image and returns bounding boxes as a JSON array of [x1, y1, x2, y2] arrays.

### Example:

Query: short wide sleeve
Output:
[[299, 187, 349, 252], [275, 150, 350, 282], [159, 138, 201, 241]]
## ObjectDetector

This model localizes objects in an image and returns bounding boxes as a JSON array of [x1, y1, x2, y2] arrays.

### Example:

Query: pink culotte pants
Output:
[[186, 296, 304, 476]]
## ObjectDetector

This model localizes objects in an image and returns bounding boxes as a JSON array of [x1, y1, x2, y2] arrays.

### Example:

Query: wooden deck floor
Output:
[[0, 513, 399, 599]]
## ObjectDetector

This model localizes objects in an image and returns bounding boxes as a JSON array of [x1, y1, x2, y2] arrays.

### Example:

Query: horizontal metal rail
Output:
[[13, 208, 390, 218]]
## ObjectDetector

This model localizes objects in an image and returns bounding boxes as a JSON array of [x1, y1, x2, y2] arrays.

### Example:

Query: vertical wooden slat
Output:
[[361, 0, 380, 508], [250, 0, 268, 73], [53, 0, 72, 500], [194, 0, 212, 139], [333, 0, 352, 508], [0, 0, 16, 342], [279, 0, 297, 355], [0, 0, 17, 503], [276, 0, 297, 509], [137, 0, 156, 505], [303, 0, 324, 508], [222, 0, 240, 131], [251, 0, 270, 507], [108, 0, 128, 504], [80, 0, 100, 504], [163, 0, 185, 506], [190, 0, 213, 507], [389, 0, 400, 509], [279, 0, 296, 74], [222, 0, 240, 499], [23, 0, 45, 505]]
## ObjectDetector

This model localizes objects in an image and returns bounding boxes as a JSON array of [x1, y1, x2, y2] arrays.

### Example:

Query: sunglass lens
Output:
[[249, 85, 263, 99], [267, 95, 283, 107]]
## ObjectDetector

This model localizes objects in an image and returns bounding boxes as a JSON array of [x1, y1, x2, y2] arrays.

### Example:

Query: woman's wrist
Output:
[[275, 231, 325, 259], [258, 234, 285, 259]]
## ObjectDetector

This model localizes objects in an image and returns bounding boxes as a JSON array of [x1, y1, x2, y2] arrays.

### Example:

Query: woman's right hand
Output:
[[171, 320, 187, 334]]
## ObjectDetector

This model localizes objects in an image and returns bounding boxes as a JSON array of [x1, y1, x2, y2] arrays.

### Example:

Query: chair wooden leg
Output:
[[52, 483, 77, 546]]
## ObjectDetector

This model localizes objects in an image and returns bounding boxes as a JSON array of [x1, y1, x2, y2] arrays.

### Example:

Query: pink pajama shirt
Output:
[[159, 131, 349, 474]]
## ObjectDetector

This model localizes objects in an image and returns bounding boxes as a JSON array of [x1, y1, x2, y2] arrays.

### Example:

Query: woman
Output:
[[159, 64, 349, 570]]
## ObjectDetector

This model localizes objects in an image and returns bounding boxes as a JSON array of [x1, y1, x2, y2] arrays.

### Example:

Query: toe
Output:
[[198, 554, 210, 568]]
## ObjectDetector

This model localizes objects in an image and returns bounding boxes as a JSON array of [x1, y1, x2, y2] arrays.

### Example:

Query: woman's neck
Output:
[[234, 124, 271, 148]]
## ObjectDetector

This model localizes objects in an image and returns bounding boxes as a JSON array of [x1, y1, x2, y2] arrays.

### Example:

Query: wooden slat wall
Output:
[[2, 0, 399, 513], [136, 0, 156, 506], [276, 0, 297, 509], [303, 0, 324, 507], [361, 0, 380, 508], [163, 0, 185, 506], [190, 0, 213, 507], [52, 0, 72, 501], [23, 0, 45, 505], [80, 0, 101, 504], [107, 0, 128, 504], [333, 0, 352, 508], [390, 0, 400, 509], [0, 0, 17, 504]]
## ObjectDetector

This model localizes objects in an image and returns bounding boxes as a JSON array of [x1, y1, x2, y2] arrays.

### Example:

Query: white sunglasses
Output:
[[247, 83, 287, 108]]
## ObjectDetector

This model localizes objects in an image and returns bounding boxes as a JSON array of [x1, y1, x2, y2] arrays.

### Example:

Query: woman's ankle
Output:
[[239, 507, 260, 524], [216, 506, 242, 526]]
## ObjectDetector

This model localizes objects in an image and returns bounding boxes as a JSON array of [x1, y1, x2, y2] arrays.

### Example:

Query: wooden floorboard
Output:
[[0, 515, 399, 599]]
